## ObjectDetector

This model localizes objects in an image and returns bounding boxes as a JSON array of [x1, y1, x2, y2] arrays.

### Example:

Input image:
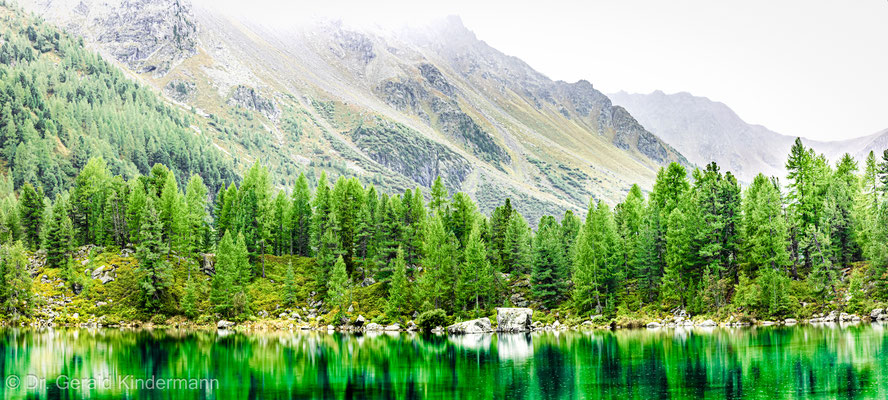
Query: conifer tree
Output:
[[19, 182, 43, 249], [184, 174, 209, 256], [180, 276, 201, 319], [1, 241, 33, 319], [290, 173, 313, 257], [418, 213, 457, 311], [429, 176, 449, 215], [385, 247, 408, 320], [126, 180, 147, 244], [327, 256, 350, 319], [284, 261, 298, 306], [45, 195, 74, 269], [311, 171, 332, 252], [572, 201, 619, 314], [741, 174, 790, 276], [136, 197, 171, 311], [159, 171, 184, 254], [503, 212, 531, 274], [532, 216, 566, 309], [457, 220, 493, 311]]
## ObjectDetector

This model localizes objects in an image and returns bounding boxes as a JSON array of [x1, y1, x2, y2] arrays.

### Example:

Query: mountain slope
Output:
[[610, 90, 888, 182], [0, 2, 235, 196], [20, 0, 688, 222]]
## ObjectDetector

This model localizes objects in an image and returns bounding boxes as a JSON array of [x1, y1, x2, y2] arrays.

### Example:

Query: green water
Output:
[[0, 324, 886, 399]]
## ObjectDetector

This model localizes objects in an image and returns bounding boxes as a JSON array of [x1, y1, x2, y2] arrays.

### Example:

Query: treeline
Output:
[[0, 3, 236, 197], [1, 139, 888, 323]]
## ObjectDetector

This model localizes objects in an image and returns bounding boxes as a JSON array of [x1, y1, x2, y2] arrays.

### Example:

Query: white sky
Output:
[[199, 0, 888, 141]]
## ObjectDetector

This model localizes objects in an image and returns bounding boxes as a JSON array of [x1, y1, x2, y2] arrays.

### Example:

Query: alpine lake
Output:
[[1, 323, 887, 399]]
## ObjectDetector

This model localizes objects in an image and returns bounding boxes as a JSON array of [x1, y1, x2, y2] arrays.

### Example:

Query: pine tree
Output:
[[532, 216, 566, 309], [45, 195, 74, 269], [71, 157, 110, 245], [18, 182, 43, 249], [741, 174, 790, 276], [291, 173, 313, 257], [311, 171, 332, 253], [1, 241, 33, 319], [136, 197, 171, 311], [385, 247, 408, 320], [180, 276, 201, 319], [418, 213, 457, 311], [504, 212, 531, 274], [615, 184, 644, 305], [126, 180, 147, 244], [211, 231, 251, 318], [429, 176, 449, 215], [184, 174, 209, 256], [662, 207, 692, 308], [457, 220, 493, 311], [159, 171, 184, 254], [284, 261, 298, 306], [211, 231, 237, 317], [572, 201, 619, 314], [327, 256, 350, 319]]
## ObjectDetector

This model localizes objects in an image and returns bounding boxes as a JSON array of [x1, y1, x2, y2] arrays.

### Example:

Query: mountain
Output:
[[19, 0, 688, 222], [0, 2, 236, 197], [609, 90, 888, 183]]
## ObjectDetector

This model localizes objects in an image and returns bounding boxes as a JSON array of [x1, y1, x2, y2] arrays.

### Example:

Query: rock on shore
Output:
[[447, 318, 493, 334], [496, 308, 533, 332]]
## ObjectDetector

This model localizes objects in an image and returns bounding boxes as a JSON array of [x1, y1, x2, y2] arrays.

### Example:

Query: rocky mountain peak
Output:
[[22, 0, 199, 76]]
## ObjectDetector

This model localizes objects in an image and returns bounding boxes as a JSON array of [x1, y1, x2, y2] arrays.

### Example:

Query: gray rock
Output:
[[364, 323, 383, 331], [447, 317, 493, 334], [785, 318, 798, 325], [360, 277, 376, 287], [509, 293, 529, 307], [496, 308, 533, 332], [698, 319, 717, 327], [760, 321, 775, 326], [823, 311, 839, 322], [228, 85, 280, 120], [217, 320, 235, 329], [646, 322, 662, 328], [384, 324, 401, 331], [870, 308, 883, 319], [353, 315, 366, 327], [258, 311, 269, 318], [347, 304, 354, 313], [91, 265, 105, 280]]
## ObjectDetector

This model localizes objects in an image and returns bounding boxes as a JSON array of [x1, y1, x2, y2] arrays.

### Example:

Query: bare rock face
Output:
[[96, 0, 198, 75], [496, 308, 533, 332], [227, 85, 280, 120], [447, 317, 493, 334], [24, 0, 198, 77]]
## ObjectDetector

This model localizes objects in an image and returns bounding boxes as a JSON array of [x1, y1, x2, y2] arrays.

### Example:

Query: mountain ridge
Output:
[[19, 0, 689, 224], [610, 90, 888, 183]]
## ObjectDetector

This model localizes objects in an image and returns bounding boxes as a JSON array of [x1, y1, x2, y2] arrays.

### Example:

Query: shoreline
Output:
[[5, 316, 884, 334]]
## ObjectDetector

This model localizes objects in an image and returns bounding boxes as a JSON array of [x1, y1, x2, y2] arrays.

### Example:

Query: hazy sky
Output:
[[202, 0, 888, 141]]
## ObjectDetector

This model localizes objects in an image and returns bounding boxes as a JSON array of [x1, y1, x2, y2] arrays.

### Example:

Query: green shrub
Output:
[[416, 309, 447, 332]]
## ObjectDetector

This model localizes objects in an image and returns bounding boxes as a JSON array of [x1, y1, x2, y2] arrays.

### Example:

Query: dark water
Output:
[[0, 324, 886, 399]]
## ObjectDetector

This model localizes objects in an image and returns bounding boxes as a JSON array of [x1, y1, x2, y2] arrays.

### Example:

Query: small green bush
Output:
[[416, 309, 447, 332]]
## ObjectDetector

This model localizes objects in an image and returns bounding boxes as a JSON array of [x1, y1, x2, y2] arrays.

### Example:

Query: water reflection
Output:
[[0, 325, 886, 399]]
